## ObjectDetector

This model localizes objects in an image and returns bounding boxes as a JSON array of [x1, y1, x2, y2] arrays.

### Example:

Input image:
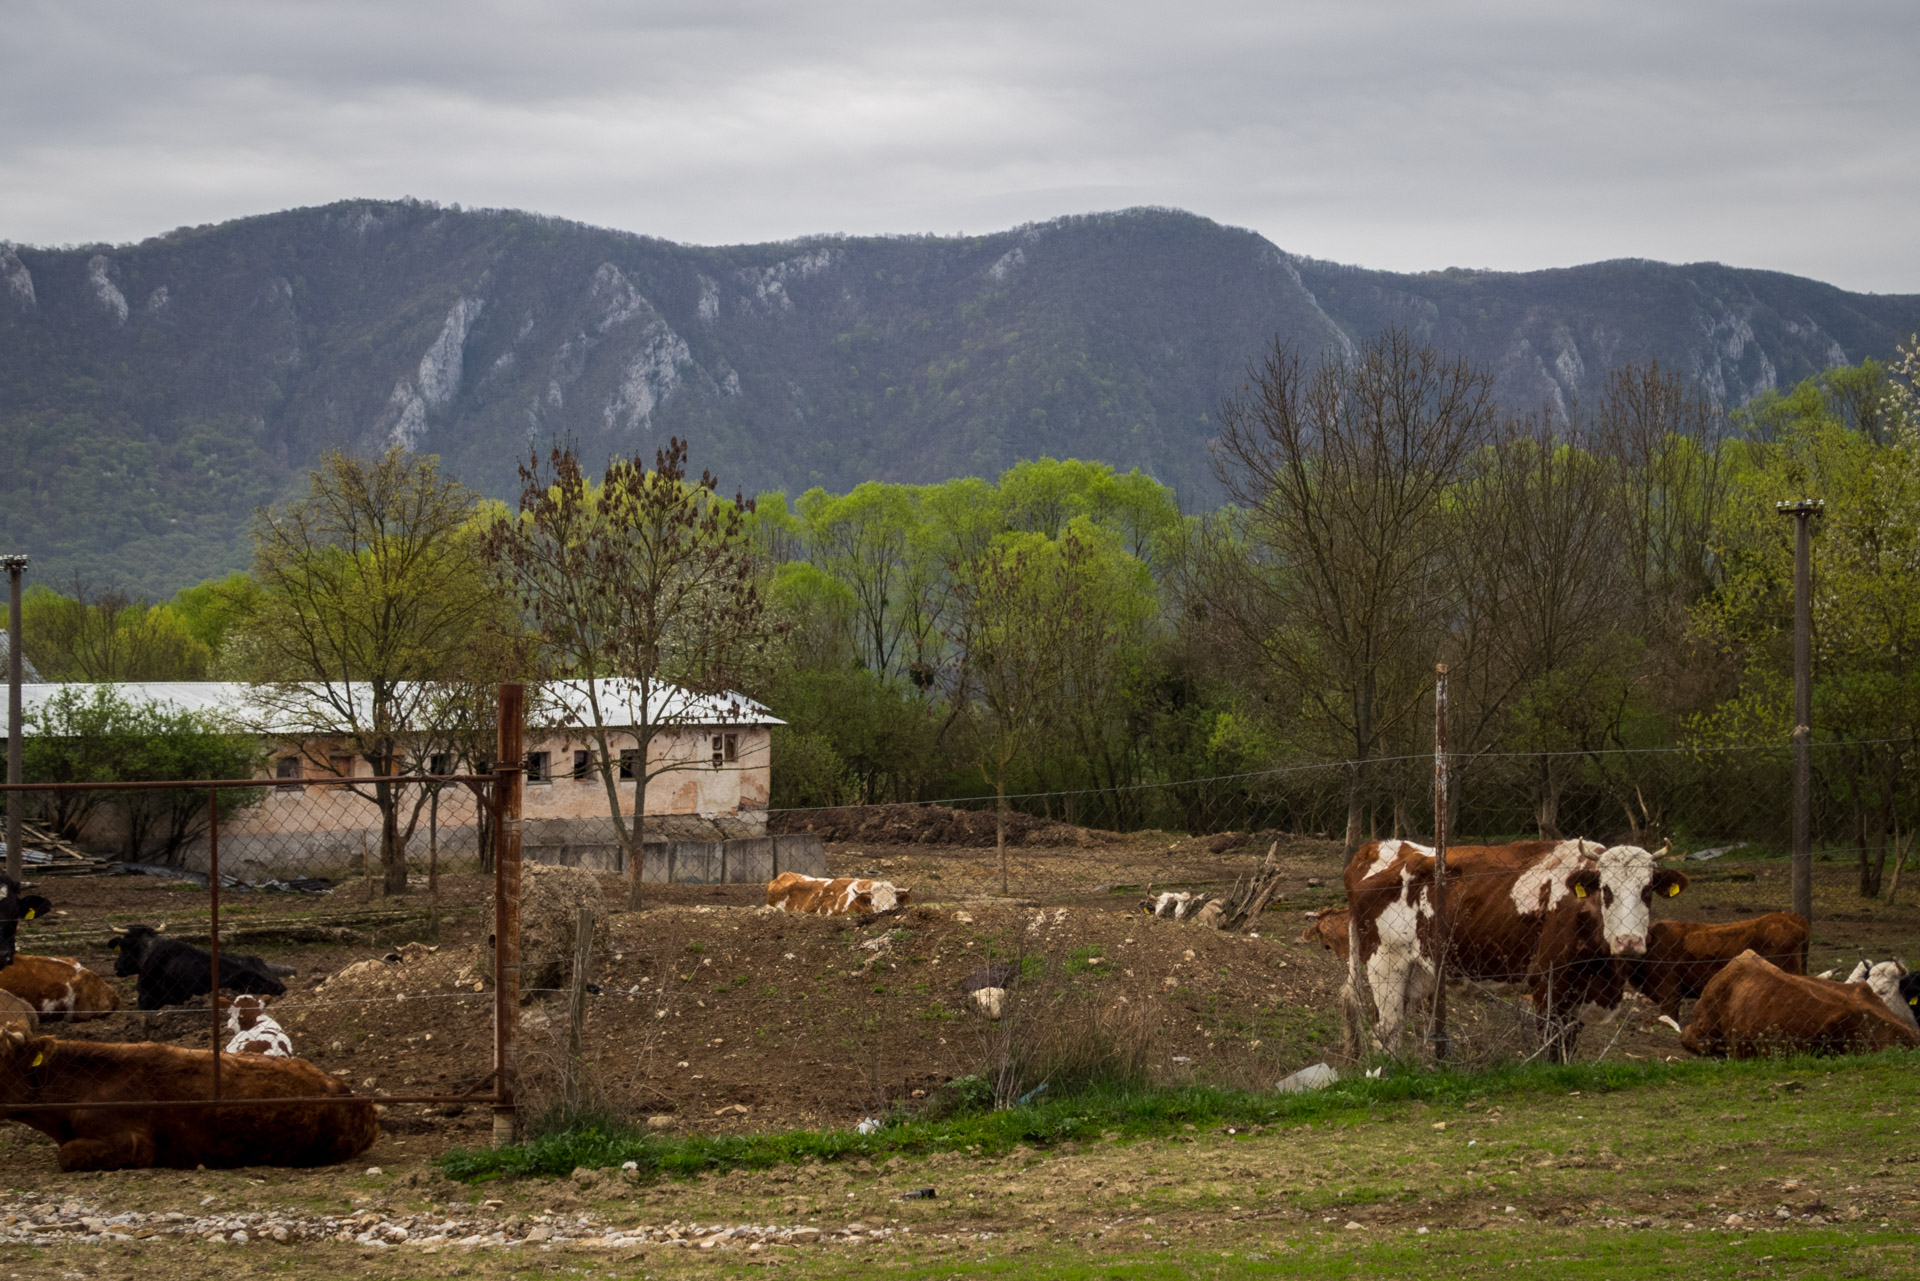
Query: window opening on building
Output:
[[274, 757, 303, 790], [619, 748, 639, 781], [525, 751, 550, 783], [573, 749, 592, 780], [328, 754, 355, 778]]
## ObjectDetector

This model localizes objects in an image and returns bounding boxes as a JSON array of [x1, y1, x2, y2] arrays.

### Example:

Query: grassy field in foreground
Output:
[[439, 1050, 1920, 1183], [9, 1053, 1919, 1281]]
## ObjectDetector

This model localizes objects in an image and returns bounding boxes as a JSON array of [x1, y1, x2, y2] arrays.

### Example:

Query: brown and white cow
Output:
[[766, 871, 911, 916], [1301, 907, 1352, 958], [1342, 838, 1687, 1060], [1623, 914, 1809, 1021], [222, 994, 295, 1057], [0, 1030, 378, 1171], [1679, 950, 1920, 1059], [0, 954, 122, 1023]]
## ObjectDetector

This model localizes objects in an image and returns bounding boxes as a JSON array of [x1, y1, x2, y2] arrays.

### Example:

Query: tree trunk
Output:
[[997, 767, 1008, 898], [379, 777, 409, 895], [627, 742, 648, 912], [1343, 765, 1366, 857], [428, 788, 439, 897], [1535, 755, 1561, 840]]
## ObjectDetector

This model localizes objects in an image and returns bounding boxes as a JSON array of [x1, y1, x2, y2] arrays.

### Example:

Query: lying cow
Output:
[[0, 955, 121, 1022], [0, 1028, 377, 1170], [1342, 838, 1687, 1061], [1845, 960, 1920, 1032], [110, 925, 289, 1011], [1679, 950, 1920, 1059], [0, 876, 53, 971], [1143, 892, 1222, 926], [766, 872, 910, 917], [1623, 913, 1809, 1021], [1300, 907, 1351, 958], [222, 995, 294, 1057], [0, 990, 36, 1038]]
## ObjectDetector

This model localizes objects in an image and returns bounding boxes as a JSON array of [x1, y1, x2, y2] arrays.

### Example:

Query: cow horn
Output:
[[1656, 839, 1677, 860]]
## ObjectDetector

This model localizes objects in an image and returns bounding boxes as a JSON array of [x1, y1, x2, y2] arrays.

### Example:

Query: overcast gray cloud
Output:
[[3, 0, 1917, 291]]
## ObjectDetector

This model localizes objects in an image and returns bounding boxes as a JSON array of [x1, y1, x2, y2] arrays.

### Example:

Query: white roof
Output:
[[1, 679, 779, 739]]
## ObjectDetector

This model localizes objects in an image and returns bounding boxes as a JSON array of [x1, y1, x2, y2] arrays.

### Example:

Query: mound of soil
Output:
[[773, 803, 1110, 848]]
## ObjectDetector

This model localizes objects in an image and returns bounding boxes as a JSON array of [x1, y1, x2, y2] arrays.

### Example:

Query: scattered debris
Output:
[[1275, 1062, 1340, 1094]]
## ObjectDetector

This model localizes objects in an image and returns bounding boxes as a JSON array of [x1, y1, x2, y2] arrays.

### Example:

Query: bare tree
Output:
[[1206, 331, 1497, 853], [241, 449, 497, 894], [943, 533, 1088, 893], [485, 439, 777, 910]]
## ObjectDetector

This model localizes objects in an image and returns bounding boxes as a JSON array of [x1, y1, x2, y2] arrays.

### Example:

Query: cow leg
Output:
[[58, 1125, 155, 1171]]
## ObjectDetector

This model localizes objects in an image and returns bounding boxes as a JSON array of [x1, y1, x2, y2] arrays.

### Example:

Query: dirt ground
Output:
[[6, 830, 1920, 1255]]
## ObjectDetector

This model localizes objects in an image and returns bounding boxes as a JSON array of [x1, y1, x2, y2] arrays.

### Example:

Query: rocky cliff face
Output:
[[3, 200, 1916, 595]]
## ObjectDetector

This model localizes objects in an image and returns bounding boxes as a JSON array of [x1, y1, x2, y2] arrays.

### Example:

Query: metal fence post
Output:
[[493, 683, 524, 1147], [1429, 663, 1451, 1062], [208, 787, 222, 1101], [4, 554, 24, 883]]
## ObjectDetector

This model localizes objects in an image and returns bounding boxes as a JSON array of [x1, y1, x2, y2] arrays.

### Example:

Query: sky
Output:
[[3, 1, 1917, 293]]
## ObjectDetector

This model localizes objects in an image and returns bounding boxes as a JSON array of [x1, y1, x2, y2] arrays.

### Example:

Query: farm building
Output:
[[0, 679, 784, 879]]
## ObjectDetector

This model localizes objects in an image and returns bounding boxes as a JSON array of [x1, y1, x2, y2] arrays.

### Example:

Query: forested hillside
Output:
[[4, 200, 1917, 595]]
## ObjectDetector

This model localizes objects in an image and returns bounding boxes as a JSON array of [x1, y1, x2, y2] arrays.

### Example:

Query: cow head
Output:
[[0, 876, 53, 971], [0, 1028, 52, 1104], [1566, 846, 1688, 957], [108, 924, 165, 977], [222, 993, 271, 1033]]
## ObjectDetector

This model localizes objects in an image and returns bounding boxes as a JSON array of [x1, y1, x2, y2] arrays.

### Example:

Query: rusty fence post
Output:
[[493, 683, 524, 1147], [4, 554, 24, 883], [1429, 664, 1451, 1062], [208, 787, 222, 1100]]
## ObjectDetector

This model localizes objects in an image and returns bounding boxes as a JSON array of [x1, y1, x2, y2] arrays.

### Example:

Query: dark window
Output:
[[711, 735, 724, 767], [525, 751, 550, 782], [274, 757, 303, 791], [618, 748, 639, 780], [572, 749, 592, 780], [428, 754, 453, 777], [724, 733, 738, 763]]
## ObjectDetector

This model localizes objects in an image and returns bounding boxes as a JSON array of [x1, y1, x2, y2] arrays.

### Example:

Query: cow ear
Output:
[[1652, 869, 1689, 899], [1569, 868, 1599, 900]]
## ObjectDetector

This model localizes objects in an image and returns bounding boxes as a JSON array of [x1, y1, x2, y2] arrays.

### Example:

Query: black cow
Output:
[[109, 925, 288, 1011], [0, 876, 53, 971]]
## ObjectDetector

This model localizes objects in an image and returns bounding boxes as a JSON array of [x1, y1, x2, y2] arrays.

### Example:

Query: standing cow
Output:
[[1342, 838, 1687, 1061]]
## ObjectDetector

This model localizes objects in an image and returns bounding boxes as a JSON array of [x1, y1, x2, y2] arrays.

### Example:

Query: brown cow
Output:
[[1680, 950, 1920, 1059], [1342, 838, 1687, 1061], [1301, 907, 1351, 958], [0, 954, 122, 1023], [0, 1031, 378, 1171], [1624, 914, 1809, 1021], [766, 872, 910, 916]]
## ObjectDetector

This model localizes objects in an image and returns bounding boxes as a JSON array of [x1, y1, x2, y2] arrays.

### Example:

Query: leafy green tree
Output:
[[21, 583, 213, 680], [24, 684, 262, 863], [238, 448, 499, 894], [486, 439, 777, 910], [1694, 371, 1920, 894]]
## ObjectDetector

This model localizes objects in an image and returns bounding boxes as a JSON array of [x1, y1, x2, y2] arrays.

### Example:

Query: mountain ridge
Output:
[[4, 199, 1917, 595]]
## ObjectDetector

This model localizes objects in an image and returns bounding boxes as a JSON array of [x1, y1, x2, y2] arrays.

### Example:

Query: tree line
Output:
[[11, 329, 1917, 896]]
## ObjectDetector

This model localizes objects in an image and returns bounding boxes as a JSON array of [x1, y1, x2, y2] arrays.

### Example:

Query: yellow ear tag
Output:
[[1667, 884, 1680, 897], [30, 1053, 43, 1067], [1574, 885, 1587, 898], [23, 909, 33, 919]]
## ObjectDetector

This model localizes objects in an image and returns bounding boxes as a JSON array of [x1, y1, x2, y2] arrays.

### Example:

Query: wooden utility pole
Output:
[[1775, 499, 1821, 923], [4, 555, 25, 882], [492, 682, 524, 1147], [1429, 663, 1451, 1061]]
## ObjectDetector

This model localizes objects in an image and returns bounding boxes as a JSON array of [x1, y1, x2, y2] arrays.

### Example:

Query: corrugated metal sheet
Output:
[[1, 678, 780, 738]]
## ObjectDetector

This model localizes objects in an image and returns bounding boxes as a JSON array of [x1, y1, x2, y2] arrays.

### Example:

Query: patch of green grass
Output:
[[1065, 946, 1112, 975], [437, 1049, 1916, 1185]]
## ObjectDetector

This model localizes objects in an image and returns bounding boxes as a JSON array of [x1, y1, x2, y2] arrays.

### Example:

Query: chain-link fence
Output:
[[1, 773, 511, 1150]]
